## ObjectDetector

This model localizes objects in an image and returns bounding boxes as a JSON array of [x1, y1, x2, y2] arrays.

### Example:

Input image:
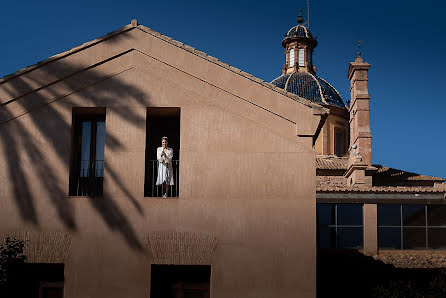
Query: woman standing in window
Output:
[[156, 136, 174, 197]]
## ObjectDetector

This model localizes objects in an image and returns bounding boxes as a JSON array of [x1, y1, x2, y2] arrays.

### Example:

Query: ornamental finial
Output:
[[297, 9, 304, 24]]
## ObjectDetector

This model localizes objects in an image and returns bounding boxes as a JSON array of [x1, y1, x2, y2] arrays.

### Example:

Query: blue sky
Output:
[[1, 0, 445, 178]]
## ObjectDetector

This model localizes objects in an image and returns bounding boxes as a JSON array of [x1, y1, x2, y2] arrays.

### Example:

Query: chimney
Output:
[[345, 52, 372, 187]]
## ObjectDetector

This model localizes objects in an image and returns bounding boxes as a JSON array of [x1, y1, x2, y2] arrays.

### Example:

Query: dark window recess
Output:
[[334, 129, 345, 157], [5, 263, 64, 298], [150, 265, 210, 298], [378, 204, 446, 249], [69, 108, 106, 197], [317, 203, 363, 249], [144, 108, 180, 198]]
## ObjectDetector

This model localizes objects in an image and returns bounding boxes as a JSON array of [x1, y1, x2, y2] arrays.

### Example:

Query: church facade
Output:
[[0, 15, 445, 298]]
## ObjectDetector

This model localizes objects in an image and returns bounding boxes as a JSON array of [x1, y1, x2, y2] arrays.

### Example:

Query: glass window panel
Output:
[[378, 204, 401, 226], [428, 228, 446, 249], [403, 227, 426, 249], [298, 48, 305, 66], [317, 226, 336, 249], [378, 227, 401, 249], [337, 227, 363, 249], [337, 204, 363, 226], [403, 205, 426, 226], [80, 121, 91, 177], [316, 204, 335, 225], [427, 205, 446, 226], [95, 121, 106, 177], [289, 49, 295, 67]]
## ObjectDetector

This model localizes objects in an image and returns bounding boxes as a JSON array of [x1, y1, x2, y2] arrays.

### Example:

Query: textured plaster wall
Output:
[[0, 27, 319, 298]]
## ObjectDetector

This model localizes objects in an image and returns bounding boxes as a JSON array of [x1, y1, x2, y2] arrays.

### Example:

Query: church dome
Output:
[[271, 72, 345, 108]]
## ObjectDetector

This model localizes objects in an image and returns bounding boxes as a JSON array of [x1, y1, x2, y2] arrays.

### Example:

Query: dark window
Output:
[[317, 203, 363, 249], [69, 108, 106, 197], [334, 129, 346, 157], [378, 204, 446, 249], [150, 265, 210, 298], [6, 263, 64, 298], [144, 108, 180, 198]]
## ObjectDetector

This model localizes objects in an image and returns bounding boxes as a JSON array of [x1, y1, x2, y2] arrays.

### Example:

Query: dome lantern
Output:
[[281, 10, 317, 75]]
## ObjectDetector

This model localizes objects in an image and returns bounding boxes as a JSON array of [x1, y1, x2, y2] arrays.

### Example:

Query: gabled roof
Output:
[[0, 20, 327, 114], [316, 156, 445, 183]]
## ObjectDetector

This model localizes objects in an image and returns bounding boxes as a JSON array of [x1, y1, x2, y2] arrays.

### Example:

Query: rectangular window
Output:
[[150, 265, 210, 298], [289, 49, 295, 67], [69, 108, 106, 197], [7, 263, 64, 298], [378, 204, 446, 249], [144, 108, 180, 198], [298, 48, 305, 67], [334, 129, 346, 157], [317, 203, 363, 249]]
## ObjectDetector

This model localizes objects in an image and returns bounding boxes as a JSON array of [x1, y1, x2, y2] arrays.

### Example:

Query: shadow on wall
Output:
[[317, 250, 446, 298], [0, 36, 148, 251]]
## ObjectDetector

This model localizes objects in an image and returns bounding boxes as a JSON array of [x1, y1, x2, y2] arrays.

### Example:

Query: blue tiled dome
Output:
[[271, 72, 345, 108]]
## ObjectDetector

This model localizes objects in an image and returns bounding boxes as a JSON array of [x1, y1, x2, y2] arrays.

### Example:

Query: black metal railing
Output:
[[69, 160, 104, 197], [145, 160, 179, 198]]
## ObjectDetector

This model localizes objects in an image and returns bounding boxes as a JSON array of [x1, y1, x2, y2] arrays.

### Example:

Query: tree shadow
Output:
[[0, 36, 150, 251]]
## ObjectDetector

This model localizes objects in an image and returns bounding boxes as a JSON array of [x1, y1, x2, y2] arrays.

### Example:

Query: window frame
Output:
[[69, 108, 106, 197], [317, 203, 364, 249], [377, 204, 446, 250]]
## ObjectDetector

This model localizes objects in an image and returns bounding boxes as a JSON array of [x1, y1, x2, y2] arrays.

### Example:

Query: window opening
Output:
[[289, 49, 295, 67], [317, 203, 363, 249], [144, 108, 180, 198], [150, 265, 210, 298], [6, 263, 64, 298], [298, 48, 305, 67], [378, 204, 446, 249], [69, 108, 106, 197]]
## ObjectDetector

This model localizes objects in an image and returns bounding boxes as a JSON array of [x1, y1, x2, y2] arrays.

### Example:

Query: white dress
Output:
[[156, 147, 174, 186]]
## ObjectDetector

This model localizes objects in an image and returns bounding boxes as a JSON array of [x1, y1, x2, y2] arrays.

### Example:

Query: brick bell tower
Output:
[[345, 47, 372, 187]]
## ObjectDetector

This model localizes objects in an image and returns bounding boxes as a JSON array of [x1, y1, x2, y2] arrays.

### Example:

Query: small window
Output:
[[6, 263, 64, 298], [150, 265, 210, 298], [144, 108, 180, 198], [69, 108, 106, 197], [298, 48, 305, 67], [334, 128, 346, 157], [378, 204, 446, 249], [289, 49, 295, 67], [317, 203, 363, 249]]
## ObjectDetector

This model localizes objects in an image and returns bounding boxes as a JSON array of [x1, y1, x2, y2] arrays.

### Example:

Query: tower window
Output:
[[298, 48, 305, 67], [289, 49, 295, 67]]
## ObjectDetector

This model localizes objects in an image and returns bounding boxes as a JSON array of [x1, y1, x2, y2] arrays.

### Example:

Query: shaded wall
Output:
[[0, 26, 319, 298]]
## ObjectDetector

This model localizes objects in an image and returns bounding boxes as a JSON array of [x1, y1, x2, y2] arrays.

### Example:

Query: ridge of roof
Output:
[[0, 21, 328, 114], [316, 186, 446, 193], [316, 156, 445, 182]]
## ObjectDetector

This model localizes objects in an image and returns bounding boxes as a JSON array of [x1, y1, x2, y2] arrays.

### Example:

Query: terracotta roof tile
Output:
[[316, 156, 348, 170], [316, 186, 446, 193], [316, 157, 445, 183], [373, 250, 446, 269], [374, 165, 445, 182]]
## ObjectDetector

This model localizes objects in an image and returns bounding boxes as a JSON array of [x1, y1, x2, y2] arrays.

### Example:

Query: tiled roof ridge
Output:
[[317, 76, 344, 104], [0, 20, 327, 113], [374, 164, 446, 182], [316, 186, 446, 193]]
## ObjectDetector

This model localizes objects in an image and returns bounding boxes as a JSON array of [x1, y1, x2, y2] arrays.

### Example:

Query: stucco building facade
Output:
[[0, 15, 445, 298]]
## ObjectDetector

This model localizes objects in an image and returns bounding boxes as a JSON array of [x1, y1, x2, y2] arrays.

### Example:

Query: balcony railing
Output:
[[69, 160, 104, 197], [145, 160, 179, 198]]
